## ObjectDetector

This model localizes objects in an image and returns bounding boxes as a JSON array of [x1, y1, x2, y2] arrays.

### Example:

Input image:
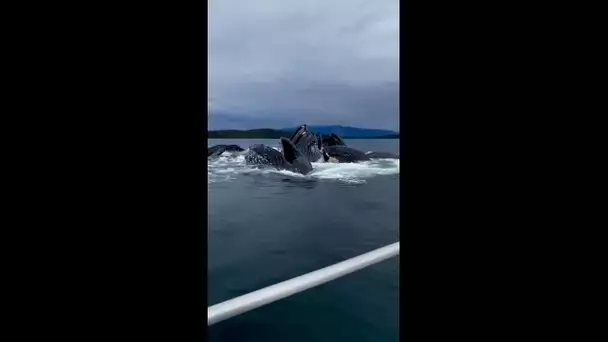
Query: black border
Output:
[[21, 2, 210, 340], [399, 1, 588, 338]]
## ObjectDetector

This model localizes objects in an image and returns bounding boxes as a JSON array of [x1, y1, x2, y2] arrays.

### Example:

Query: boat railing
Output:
[[208, 241, 400, 325]]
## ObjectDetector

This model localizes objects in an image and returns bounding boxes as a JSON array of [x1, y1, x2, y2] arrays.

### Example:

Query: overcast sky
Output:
[[209, 0, 399, 130]]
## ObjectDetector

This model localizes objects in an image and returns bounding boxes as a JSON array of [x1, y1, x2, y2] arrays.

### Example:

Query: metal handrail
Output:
[[208, 242, 399, 325]]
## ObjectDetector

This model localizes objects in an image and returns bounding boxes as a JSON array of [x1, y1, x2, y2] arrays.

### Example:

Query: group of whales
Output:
[[207, 125, 399, 175]]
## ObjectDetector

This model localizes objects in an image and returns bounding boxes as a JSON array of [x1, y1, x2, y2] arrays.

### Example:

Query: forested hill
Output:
[[281, 125, 397, 138]]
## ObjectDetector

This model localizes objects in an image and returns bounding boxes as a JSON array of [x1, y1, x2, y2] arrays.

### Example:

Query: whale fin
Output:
[[280, 137, 303, 163]]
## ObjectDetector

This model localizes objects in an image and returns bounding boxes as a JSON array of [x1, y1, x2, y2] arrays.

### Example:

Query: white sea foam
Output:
[[208, 149, 399, 184]]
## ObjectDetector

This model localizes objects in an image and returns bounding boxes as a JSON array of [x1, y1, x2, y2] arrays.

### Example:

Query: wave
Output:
[[208, 150, 399, 185]]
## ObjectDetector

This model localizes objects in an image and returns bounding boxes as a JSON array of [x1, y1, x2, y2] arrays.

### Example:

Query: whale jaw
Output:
[[280, 137, 313, 174]]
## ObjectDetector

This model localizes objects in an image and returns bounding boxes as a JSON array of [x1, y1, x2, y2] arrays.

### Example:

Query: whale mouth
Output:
[[289, 124, 307, 141], [331, 134, 344, 146], [280, 137, 299, 163]]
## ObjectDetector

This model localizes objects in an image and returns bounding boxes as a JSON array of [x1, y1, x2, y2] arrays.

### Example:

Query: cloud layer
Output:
[[209, 0, 399, 130]]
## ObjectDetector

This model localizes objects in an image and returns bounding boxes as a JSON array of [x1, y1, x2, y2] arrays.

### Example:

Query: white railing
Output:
[[208, 242, 400, 325]]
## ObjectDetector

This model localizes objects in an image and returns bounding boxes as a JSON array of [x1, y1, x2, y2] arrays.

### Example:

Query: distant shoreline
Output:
[[208, 129, 399, 139]]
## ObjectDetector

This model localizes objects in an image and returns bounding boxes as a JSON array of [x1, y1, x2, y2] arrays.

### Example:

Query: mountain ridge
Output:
[[208, 126, 399, 139], [281, 125, 398, 137]]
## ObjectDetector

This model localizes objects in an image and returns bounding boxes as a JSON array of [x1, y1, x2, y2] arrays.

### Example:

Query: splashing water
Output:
[[208, 149, 399, 185]]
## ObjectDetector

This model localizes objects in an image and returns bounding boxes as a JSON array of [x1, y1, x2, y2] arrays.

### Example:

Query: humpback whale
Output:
[[321, 146, 399, 163], [318, 132, 399, 162], [207, 125, 397, 168], [289, 125, 325, 162], [245, 137, 313, 175], [208, 144, 245, 158], [321, 133, 346, 147], [286, 126, 399, 163], [322, 145, 372, 163]]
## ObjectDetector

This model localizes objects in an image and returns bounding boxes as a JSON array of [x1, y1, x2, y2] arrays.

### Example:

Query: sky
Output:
[[208, 0, 399, 130]]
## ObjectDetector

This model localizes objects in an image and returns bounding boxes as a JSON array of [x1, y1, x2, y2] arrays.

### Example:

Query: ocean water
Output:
[[208, 139, 400, 342]]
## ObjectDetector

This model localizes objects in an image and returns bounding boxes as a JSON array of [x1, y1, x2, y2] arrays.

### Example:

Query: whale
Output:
[[321, 133, 346, 147], [245, 137, 313, 175], [208, 144, 245, 158], [288, 126, 398, 163], [318, 132, 399, 162], [322, 145, 399, 162], [289, 125, 325, 162], [322, 145, 372, 163]]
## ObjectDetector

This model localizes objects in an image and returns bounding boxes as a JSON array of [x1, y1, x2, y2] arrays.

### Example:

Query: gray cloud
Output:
[[209, 0, 399, 130]]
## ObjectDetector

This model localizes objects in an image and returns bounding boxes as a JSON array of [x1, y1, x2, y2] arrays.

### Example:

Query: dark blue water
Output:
[[208, 139, 400, 342]]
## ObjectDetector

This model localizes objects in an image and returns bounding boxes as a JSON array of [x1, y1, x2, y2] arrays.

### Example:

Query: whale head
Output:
[[289, 125, 324, 162], [289, 124, 307, 141], [322, 133, 345, 147]]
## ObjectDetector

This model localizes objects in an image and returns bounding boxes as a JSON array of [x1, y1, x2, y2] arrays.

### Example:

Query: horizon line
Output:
[[208, 125, 398, 131]]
